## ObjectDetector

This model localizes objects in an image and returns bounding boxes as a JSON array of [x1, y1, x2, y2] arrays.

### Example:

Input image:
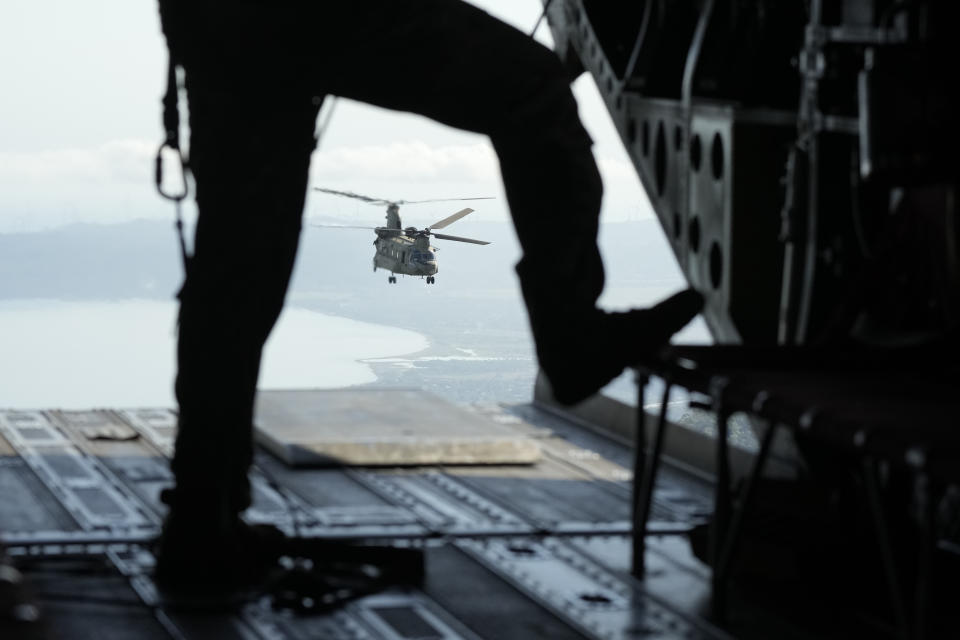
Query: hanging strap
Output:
[[529, 0, 556, 37], [155, 55, 191, 272]]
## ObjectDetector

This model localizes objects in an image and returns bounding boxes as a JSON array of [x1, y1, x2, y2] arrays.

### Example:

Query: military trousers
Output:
[[166, 0, 606, 512]]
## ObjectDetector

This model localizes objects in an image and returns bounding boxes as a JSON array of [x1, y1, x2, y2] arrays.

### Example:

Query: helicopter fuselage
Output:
[[312, 190, 489, 283], [373, 230, 438, 277]]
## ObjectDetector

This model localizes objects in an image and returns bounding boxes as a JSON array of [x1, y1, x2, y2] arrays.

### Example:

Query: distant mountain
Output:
[[0, 220, 183, 300], [0, 217, 683, 301]]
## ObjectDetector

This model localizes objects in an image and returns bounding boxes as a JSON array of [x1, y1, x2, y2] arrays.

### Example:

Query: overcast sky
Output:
[[0, 0, 654, 232]]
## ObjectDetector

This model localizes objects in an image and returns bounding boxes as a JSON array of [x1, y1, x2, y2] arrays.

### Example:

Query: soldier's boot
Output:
[[153, 489, 286, 607], [522, 283, 704, 405]]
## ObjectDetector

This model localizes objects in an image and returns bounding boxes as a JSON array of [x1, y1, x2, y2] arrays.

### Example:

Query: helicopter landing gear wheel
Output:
[[426, 276, 435, 284], [388, 276, 396, 284]]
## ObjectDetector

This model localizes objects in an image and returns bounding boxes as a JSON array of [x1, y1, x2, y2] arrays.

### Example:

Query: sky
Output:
[[0, 0, 654, 232]]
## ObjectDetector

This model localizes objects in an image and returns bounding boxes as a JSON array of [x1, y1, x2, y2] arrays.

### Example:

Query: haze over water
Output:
[[0, 300, 427, 409], [0, 218, 705, 410]]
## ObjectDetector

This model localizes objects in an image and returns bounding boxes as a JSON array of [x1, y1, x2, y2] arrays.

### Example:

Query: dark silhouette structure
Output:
[[539, 0, 960, 635], [154, 0, 700, 588], [5, 1, 960, 637]]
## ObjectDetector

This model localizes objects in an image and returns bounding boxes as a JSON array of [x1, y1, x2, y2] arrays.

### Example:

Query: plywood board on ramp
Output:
[[254, 389, 541, 467]]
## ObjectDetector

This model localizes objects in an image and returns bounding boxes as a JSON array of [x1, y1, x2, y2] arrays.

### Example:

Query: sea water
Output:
[[0, 299, 426, 409]]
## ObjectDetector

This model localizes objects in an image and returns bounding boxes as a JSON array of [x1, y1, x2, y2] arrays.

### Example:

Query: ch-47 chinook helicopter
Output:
[[313, 187, 493, 284]]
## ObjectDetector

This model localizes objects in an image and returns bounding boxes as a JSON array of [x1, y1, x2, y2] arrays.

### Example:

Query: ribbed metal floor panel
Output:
[[0, 401, 728, 640]]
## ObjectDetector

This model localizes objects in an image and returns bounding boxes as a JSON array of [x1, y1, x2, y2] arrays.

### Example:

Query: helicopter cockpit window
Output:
[[413, 251, 434, 263]]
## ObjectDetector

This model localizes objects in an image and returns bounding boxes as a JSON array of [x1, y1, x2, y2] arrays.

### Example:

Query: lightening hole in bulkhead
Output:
[[710, 240, 724, 289], [711, 132, 725, 181], [654, 120, 667, 197], [688, 216, 702, 254], [690, 134, 702, 172]]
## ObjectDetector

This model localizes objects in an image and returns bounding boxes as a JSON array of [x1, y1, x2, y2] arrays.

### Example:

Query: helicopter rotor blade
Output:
[[397, 197, 495, 205], [313, 187, 393, 205], [311, 223, 405, 237], [315, 188, 495, 209], [311, 224, 379, 230], [432, 232, 490, 245], [427, 207, 475, 230]]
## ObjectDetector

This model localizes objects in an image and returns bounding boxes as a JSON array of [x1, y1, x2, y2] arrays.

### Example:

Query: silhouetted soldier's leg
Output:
[[153, 0, 700, 595], [157, 79, 319, 586], [173, 0, 702, 405]]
